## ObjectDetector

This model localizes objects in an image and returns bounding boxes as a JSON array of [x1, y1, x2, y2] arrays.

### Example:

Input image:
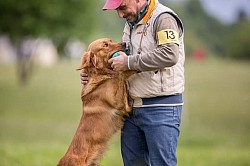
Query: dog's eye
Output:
[[103, 43, 109, 47]]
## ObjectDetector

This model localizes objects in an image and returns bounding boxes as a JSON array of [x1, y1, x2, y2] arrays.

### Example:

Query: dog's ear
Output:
[[76, 51, 94, 71], [92, 53, 104, 69]]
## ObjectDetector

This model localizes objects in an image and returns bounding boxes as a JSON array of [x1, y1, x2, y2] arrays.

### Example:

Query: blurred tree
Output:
[[97, 11, 125, 42], [181, 0, 227, 57], [0, 0, 101, 85], [0, 0, 99, 55], [226, 20, 250, 60]]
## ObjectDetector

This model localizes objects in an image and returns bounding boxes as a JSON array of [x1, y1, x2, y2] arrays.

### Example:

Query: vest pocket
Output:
[[161, 68, 174, 91], [151, 70, 163, 93]]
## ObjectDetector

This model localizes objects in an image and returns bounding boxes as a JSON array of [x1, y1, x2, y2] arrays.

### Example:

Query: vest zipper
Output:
[[129, 27, 133, 54]]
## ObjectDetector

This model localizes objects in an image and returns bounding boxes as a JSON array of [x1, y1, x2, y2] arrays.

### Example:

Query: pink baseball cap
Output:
[[102, 0, 123, 10]]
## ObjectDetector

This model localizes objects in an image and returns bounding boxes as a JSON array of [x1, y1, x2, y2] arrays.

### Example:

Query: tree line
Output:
[[0, 0, 249, 59]]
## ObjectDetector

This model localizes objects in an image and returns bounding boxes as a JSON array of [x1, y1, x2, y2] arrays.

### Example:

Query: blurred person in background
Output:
[[81, 0, 185, 165]]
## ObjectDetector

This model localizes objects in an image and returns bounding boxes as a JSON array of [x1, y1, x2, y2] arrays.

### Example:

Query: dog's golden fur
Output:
[[57, 38, 135, 166]]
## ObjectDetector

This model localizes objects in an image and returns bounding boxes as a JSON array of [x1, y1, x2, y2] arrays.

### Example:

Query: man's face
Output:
[[116, 0, 138, 22]]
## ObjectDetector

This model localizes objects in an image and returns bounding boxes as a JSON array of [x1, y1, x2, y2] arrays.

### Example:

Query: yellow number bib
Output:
[[157, 29, 179, 45]]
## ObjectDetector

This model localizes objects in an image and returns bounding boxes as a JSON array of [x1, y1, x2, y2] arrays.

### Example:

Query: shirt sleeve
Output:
[[129, 13, 182, 71]]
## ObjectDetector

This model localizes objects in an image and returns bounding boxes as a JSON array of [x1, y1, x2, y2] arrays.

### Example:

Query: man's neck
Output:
[[129, 1, 149, 27]]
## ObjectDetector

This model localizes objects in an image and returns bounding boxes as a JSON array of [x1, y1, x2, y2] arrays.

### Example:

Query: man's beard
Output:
[[124, 14, 136, 22]]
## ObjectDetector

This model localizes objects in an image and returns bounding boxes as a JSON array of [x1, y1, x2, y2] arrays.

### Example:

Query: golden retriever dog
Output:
[[57, 38, 135, 166]]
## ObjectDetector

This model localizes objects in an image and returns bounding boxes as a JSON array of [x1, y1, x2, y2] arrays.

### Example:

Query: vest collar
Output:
[[142, 0, 157, 24]]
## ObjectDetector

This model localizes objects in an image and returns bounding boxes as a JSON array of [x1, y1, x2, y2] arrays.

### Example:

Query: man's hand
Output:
[[108, 52, 129, 71], [80, 72, 89, 85]]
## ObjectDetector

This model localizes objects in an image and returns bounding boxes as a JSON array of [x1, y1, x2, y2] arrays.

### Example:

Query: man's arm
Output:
[[128, 13, 181, 71]]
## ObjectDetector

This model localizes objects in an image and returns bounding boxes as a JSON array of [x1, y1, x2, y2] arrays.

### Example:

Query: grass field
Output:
[[0, 58, 250, 166]]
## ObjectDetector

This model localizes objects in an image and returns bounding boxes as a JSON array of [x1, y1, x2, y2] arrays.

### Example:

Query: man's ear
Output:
[[76, 51, 94, 70]]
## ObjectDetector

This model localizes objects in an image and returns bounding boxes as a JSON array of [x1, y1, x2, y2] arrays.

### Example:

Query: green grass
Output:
[[0, 58, 250, 166]]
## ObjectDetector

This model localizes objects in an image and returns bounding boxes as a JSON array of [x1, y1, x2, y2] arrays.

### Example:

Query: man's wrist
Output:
[[127, 55, 137, 70]]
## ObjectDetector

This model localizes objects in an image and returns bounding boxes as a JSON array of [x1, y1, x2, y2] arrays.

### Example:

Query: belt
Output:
[[132, 94, 183, 107]]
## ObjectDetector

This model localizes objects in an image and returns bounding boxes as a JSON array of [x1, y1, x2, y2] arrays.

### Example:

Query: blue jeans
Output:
[[121, 106, 182, 166]]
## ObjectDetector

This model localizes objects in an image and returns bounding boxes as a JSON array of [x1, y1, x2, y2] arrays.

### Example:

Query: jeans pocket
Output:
[[173, 105, 182, 125], [141, 106, 175, 127]]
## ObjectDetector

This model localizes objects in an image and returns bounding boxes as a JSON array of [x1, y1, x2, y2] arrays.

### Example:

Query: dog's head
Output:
[[76, 38, 122, 72]]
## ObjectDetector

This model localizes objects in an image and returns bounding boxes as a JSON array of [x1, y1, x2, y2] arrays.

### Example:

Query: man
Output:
[[81, 0, 185, 165]]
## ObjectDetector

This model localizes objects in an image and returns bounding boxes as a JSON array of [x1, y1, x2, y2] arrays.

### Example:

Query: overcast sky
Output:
[[164, 0, 250, 24]]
